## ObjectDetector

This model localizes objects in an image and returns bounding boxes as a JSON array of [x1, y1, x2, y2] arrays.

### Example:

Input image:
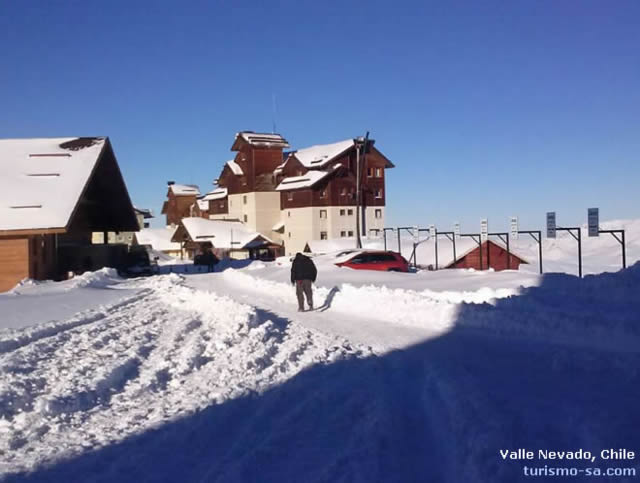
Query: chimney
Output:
[[167, 181, 175, 186]]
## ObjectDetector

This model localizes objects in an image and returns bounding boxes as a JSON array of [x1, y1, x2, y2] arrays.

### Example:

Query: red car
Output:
[[335, 250, 410, 272]]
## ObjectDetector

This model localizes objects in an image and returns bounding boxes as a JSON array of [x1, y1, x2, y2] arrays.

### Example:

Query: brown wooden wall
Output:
[[449, 241, 525, 271], [279, 148, 387, 209], [0, 237, 30, 292], [164, 189, 198, 226], [208, 197, 229, 215]]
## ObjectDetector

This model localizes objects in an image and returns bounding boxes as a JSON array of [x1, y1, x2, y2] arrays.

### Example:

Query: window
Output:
[[320, 210, 327, 219], [297, 169, 303, 176], [341, 187, 347, 196], [375, 167, 382, 178], [243, 195, 247, 205], [375, 189, 383, 199], [243, 214, 248, 222], [370, 229, 380, 236], [319, 189, 326, 199], [144, 222, 150, 229], [375, 209, 382, 218], [367, 167, 373, 177], [219, 203, 224, 209], [340, 209, 345, 216], [320, 231, 328, 240], [348, 231, 354, 237], [347, 209, 353, 216], [288, 232, 291, 238], [288, 211, 291, 218], [340, 231, 347, 238], [287, 192, 293, 201]]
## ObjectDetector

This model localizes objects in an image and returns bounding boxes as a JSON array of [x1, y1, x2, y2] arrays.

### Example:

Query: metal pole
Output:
[[479, 237, 483, 270], [413, 242, 417, 268], [486, 239, 490, 270], [506, 234, 510, 270], [538, 231, 543, 274], [577, 228, 582, 278], [622, 230, 626, 269], [397, 228, 401, 256], [452, 236, 456, 265], [384, 230, 387, 251], [355, 142, 362, 249], [434, 231, 439, 270]]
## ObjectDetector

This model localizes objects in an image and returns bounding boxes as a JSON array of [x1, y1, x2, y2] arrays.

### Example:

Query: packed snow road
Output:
[[1, 264, 639, 482]]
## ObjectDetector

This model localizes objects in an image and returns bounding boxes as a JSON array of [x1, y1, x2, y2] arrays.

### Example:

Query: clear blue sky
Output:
[[2, 1, 639, 232]]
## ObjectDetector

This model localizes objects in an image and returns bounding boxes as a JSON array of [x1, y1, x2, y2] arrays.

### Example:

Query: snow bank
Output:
[[0, 274, 372, 476]]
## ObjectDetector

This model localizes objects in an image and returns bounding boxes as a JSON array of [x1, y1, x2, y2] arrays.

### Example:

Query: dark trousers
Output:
[[295, 280, 313, 310]]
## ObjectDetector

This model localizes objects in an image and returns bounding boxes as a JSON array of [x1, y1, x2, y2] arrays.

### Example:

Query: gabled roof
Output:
[[232, 131, 290, 151], [291, 139, 355, 169], [134, 207, 154, 219], [169, 184, 200, 196], [275, 164, 341, 191], [444, 240, 529, 268], [196, 199, 209, 211], [173, 217, 274, 249], [226, 160, 244, 176], [202, 187, 228, 201], [0, 136, 136, 233], [135, 227, 181, 252]]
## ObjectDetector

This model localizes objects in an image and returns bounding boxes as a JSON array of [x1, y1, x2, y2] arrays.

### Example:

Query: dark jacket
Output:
[[291, 253, 317, 283]]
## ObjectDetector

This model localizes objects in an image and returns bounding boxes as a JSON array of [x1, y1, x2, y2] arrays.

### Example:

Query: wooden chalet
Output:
[[209, 132, 289, 215], [171, 217, 279, 260], [445, 240, 528, 271], [0, 137, 138, 292], [161, 182, 200, 226], [275, 139, 394, 211]]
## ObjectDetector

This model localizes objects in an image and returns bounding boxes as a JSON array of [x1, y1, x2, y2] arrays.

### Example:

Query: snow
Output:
[[2, 222, 640, 481], [201, 187, 228, 201], [236, 132, 289, 148], [275, 168, 336, 191], [179, 217, 273, 249], [225, 160, 244, 176], [291, 139, 354, 168], [168, 184, 200, 196], [0, 137, 106, 231], [134, 227, 181, 252], [196, 199, 208, 211]]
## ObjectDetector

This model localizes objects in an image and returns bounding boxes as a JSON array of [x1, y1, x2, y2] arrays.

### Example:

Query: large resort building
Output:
[[163, 131, 394, 257]]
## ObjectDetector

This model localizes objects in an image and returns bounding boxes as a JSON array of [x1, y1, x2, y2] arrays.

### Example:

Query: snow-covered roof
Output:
[[202, 187, 228, 201], [169, 184, 200, 196], [135, 227, 181, 252], [196, 199, 209, 211], [292, 139, 354, 168], [177, 217, 274, 249], [234, 132, 290, 149], [134, 207, 154, 219], [275, 164, 341, 191], [226, 160, 244, 176], [0, 137, 107, 232], [272, 221, 285, 231]]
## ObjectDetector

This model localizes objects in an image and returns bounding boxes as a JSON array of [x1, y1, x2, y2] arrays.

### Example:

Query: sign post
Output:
[[510, 217, 519, 241], [546, 212, 556, 239], [588, 208, 599, 237]]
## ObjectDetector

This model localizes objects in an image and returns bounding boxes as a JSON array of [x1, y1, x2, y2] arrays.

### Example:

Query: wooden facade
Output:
[[446, 241, 527, 271], [162, 187, 199, 226], [217, 136, 287, 196], [278, 146, 390, 210], [0, 137, 138, 292]]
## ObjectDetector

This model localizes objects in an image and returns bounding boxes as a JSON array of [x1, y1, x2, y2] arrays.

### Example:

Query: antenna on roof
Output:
[[271, 93, 278, 134]]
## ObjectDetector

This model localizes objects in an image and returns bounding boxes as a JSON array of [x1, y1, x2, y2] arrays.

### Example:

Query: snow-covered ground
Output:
[[1, 221, 640, 482]]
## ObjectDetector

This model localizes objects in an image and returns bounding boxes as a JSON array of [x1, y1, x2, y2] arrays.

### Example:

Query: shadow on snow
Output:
[[6, 265, 640, 483]]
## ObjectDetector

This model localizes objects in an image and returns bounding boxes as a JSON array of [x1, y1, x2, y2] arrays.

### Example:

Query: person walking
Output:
[[290, 252, 317, 312]]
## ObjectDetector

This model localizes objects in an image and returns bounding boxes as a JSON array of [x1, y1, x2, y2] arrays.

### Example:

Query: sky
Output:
[[1, 0, 639, 232]]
